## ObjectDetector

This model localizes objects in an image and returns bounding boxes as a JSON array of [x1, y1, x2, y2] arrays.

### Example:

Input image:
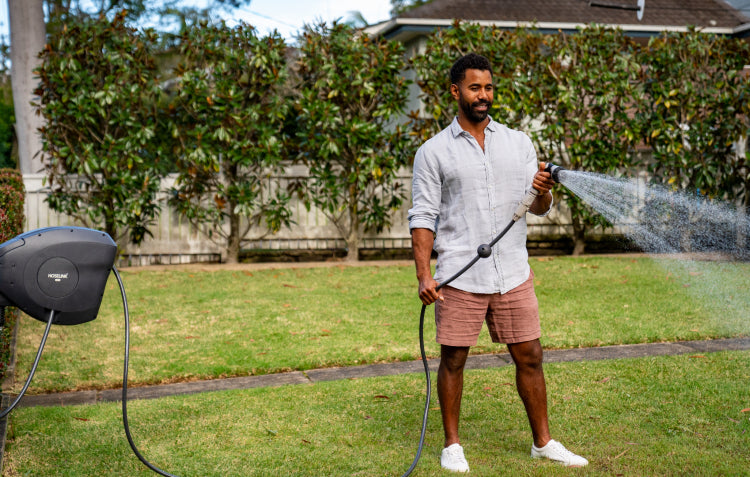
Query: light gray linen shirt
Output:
[[408, 117, 549, 294]]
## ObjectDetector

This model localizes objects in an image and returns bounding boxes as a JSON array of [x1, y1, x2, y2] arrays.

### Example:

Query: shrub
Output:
[[0, 102, 14, 169], [0, 168, 25, 242]]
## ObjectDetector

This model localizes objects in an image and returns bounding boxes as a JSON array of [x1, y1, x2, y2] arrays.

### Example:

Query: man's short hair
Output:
[[450, 53, 493, 85]]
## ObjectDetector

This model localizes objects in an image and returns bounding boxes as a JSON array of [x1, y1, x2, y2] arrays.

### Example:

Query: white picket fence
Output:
[[22, 169, 585, 267]]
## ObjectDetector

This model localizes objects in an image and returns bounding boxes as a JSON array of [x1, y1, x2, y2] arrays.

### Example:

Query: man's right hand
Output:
[[418, 276, 443, 306]]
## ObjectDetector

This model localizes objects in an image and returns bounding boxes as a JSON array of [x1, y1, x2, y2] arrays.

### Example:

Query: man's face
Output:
[[451, 68, 494, 124]]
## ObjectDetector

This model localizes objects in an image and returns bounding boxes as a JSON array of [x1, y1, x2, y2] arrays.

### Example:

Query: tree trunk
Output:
[[346, 225, 359, 262], [676, 205, 692, 253], [9, 0, 45, 175], [104, 201, 118, 244], [345, 183, 359, 262], [571, 216, 586, 256], [225, 206, 241, 264], [223, 161, 241, 264], [738, 193, 749, 260]]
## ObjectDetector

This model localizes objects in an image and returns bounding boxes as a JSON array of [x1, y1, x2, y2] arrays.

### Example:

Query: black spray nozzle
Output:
[[544, 162, 565, 183]]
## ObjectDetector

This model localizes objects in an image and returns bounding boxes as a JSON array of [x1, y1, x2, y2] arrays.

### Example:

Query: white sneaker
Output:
[[531, 439, 588, 467], [441, 443, 470, 473]]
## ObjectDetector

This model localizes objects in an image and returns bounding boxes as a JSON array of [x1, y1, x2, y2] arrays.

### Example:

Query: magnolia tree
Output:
[[168, 22, 293, 263], [639, 29, 750, 253], [641, 29, 749, 202], [295, 22, 412, 261], [35, 12, 167, 245], [536, 26, 644, 255]]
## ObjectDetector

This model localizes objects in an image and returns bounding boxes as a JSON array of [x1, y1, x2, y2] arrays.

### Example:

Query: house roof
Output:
[[367, 0, 750, 41]]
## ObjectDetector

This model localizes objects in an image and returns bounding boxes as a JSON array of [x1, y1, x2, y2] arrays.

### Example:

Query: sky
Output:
[[233, 0, 394, 38], [0, 0, 396, 46], [3, 1, 750, 44]]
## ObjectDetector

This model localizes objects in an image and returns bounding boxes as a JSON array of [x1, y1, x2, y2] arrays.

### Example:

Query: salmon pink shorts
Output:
[[434, 271, 541, 346]]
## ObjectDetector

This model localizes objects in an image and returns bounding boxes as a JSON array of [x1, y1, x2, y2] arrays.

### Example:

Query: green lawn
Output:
[[11, 256, 748, 394], [3, 256, 749, 476], [4, 352, 749, 476]]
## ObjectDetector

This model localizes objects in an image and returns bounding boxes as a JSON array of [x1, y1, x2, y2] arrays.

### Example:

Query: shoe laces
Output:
[[444, 444, 464, 457], [546, 440, 576, 458]]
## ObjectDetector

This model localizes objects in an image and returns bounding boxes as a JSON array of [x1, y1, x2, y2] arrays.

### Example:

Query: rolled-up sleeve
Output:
[[408, 144, 441, 232]]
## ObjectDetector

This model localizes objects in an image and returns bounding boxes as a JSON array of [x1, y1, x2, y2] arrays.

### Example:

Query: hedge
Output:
[[0, 168, 25, 243]]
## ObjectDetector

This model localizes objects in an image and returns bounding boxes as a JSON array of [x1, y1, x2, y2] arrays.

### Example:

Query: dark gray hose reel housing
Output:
[[0, 227, 117, 325]]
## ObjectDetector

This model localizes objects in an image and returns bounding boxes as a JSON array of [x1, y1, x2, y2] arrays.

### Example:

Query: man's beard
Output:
[[459, 96, 492, 124]]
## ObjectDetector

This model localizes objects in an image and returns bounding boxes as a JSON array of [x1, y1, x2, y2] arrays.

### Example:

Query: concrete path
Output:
[[16, 336, 750, 408]]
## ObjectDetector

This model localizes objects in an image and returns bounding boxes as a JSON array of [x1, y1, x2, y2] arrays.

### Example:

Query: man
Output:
[[408, 53, 588, 472]]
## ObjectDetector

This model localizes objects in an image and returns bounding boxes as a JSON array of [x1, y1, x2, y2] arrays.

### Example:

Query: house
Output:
[[366, 0, 750, 44]]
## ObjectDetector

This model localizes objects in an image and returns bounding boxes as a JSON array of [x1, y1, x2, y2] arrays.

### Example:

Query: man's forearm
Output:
[[411, 228, 435, 280]]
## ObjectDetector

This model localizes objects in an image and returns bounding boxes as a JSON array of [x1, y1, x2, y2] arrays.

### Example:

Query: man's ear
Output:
[[450, 83, 460, 101]]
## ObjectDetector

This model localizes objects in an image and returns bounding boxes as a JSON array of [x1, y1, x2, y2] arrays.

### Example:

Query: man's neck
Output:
[[457, 115, 490, 145]]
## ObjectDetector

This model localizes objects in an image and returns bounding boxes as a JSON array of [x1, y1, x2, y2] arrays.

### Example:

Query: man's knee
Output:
[[440, 345, 470, 373], [508, 340, 544, 369]]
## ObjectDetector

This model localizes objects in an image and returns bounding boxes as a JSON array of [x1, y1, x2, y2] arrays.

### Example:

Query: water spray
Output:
[[401, 162, 562, 476], [555, 167, 749, 330]]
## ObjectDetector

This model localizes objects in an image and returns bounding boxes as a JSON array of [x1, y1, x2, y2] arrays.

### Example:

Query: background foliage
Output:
[[35, 12, 168, 245], [0, 168, 25, 242], [168, 21, 293, 263], [29, 14, 750, 258], [641, 28, 750, 205], [0, 101, 14, 170], [294, 21, 412, 261], [0, 43, 15, 169]]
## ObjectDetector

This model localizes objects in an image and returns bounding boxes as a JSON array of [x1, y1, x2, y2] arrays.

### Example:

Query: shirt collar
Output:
[[450, 116, 497, 138]]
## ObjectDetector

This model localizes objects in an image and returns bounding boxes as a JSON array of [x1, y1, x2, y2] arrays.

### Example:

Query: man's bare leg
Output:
[[437, 344, 470, 447]]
